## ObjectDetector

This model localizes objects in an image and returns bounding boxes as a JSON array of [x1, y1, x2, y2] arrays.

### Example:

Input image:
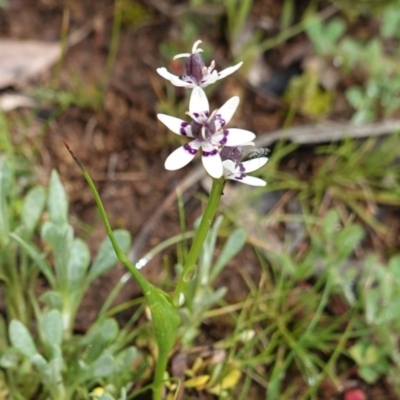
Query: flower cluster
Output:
[[157, 40, 268, 186]]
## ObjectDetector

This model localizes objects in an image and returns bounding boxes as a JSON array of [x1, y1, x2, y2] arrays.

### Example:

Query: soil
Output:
[[1, 1, 399, 399]]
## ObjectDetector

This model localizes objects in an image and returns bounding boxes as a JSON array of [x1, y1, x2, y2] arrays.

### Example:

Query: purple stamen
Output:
[[185, 53, 205, 85]]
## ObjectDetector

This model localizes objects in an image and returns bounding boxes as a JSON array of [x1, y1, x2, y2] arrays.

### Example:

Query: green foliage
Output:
[[337, 253, 400, 385], [224, 0, 336, 76], [381, 6, 400, 38], [74, 152, 180, 400], [4, 1, 400, 398], [119, 0, 152, 28], [219, 207, 400, 398], [11, 170, 132, 337], [5, 313, 141, 400], [218, 131, 400, 396], [306, 2, 400, 123], [225, 0, 254, 49], [284, 71, 333, 118], [305, 16, 346, 55], [29, 80, 104, 111], [268, 134, 400, 237], [332, 0, 399, 15], [358, 255, 400, 333], [0, 161, 142, 400], [280, 0, 295, 30], [179, 216, 247, 347]]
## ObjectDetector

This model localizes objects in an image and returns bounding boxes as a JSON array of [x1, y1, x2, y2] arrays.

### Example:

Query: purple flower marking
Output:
[[157, 87, 256, 178], [184, 143, 198, 155], [180, 122, 189, 136], [203, 148, 218, 157], [221, 147, 269, 186], [157, 40, 243, 89]]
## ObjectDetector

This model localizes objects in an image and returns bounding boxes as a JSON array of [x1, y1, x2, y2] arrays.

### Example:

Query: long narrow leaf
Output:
[[9, 232, 55, 287], [63, 142, 180, 400], [0, 159, 11, 245], [211, 228, 247, 282], [87, 230, 131, 284]]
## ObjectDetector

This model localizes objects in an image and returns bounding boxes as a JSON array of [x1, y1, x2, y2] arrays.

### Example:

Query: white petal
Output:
[[222, 128, 256, 146], [169, 75, 194, 88], [173, 52, 191, 60], [201, 71, 219, 87], [157, 68, 193, 87], [217, 62, 243, 79], [215, 96, 239, 127], [192, 40, 202, 53], [228, 175, 267, 186], [242, 142, 255, 147], [165, 141, 200, 170], [222, 160, 236, 175], [190, 86, 209, 114], [157, 114, 193, 137], [241, 157, 269, 173], [157, 67, 174, 80], [201, 143, 223, 178]]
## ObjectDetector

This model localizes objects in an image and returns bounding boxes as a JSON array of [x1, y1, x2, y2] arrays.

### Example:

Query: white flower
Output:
[[222, 157, 268, 186], [157, 40, 243, 89], [157, 87, 256, 178]]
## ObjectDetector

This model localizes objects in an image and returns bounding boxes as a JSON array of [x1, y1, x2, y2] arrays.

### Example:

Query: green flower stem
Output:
[[64, 141, 179, 400], [172, 177, 225, 303]]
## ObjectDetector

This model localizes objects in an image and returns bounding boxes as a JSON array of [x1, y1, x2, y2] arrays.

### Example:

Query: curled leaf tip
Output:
[[62, 140, 84, 171], [62, 139, 72, 153]]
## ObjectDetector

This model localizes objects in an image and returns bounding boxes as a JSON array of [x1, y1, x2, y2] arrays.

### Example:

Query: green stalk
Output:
[[172, 177, 225, 303], [64, 141, 179, 400], [102, 0, 122, 98]]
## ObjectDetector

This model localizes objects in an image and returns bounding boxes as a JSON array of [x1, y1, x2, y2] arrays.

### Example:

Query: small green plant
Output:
[[179, 215, 248, 346], [0, 159, 144, 399], [196, 209, 366, 399], [5, 6, 400, 396], [267, 133, 400, 236], [224, 0, 336, 77], [331, 0, 399, 15], [47, 39, 269, 400], [30, 76, 104, 112], [244, 210, 379, 398], [0, 37, 270, 400], [347, 254, 400, 385], [284, 70, 334, 118], [306, 3, 400, 123]]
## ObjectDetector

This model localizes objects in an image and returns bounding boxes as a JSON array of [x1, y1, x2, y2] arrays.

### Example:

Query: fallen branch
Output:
[[256, 119, 400, 147]]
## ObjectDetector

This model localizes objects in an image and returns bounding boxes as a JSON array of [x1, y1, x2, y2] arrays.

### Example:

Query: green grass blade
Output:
[[63, 141, 179, 400], [9, 232, 56, 287]]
